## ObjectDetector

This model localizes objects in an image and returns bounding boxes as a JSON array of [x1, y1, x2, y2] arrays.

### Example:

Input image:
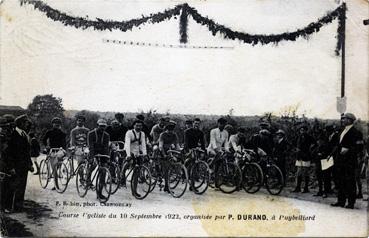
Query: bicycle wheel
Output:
[[64, 157, 74, 181], [265, 164, 284, 195], [55, 162, 69, 193], [39, 159, 49, 189], [145, 160, 158, 193], [96, 167, 112, 203], [109, 162, 121, 195], [242, 162, 263, 194], [167, 163, 188, 198], [120, 161, 132, 188], [217, 162, 242, 194], [131, 165, 151, 200], [190, 161, 210, 195], [76, 163, 89, 197]]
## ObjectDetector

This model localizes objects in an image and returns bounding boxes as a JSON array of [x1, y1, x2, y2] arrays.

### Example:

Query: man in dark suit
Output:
[[5, 114, 34, 212], [331, 113, 364, 209], [273, 129, 290, 181]]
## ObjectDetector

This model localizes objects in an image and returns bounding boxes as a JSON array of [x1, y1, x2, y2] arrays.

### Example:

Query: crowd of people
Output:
[[0, 111, 367, 213]]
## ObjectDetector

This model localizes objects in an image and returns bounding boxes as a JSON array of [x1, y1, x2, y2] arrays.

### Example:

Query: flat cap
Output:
[[342, 113, 356, 121], [51, 117, 62, 124], [275, 129, 286, 135], [97, 118, 107, 126], [3, 114, 15, 123], [15, 114, 29, 123]]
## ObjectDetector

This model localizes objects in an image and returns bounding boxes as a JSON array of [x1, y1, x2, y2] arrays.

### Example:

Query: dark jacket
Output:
[[30, 137, 41, 157], [184, 128, 205, 150], [337, 126, 363, 169], [42, 128, 67, 149], [250, 133, 274, 155], [296, 133, 315, 161], [7, 130, 33, 173], [106, 125, 127, 142], [88, 129, 110, 157], [273, 138, 289, 160]]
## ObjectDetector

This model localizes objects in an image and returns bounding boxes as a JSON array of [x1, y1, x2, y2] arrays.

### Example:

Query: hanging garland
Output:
[[19, 0, 346, 55], [19, 0, 182, 31]]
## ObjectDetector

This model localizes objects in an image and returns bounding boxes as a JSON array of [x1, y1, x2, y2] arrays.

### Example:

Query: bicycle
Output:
[[120, 155, 152, 200], [75, 154, 112, 203], [146, 149, 188, 198], [184, 147, 210, 195], [64, 146, 89, 182], [39, 148, 69, 193], [108, 141, 126, 194], [256, 148, 284, 195], [236, 149, 264, 194], [208, 150, 242, 194]]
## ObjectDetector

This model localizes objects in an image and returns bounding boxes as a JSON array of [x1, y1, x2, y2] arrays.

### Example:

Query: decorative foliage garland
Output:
[[20, 0, 346, 55], [19, 0, 182, 31]]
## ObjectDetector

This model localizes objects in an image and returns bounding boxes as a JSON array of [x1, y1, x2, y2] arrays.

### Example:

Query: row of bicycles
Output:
[[38, 141, 285, 203]]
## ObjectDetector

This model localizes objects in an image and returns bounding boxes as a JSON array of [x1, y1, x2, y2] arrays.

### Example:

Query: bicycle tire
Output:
[[190, 161, 210, 195], [146, 160, 158, 193], [167, 163, 188, 198], [76, 163, 89, 198], [109, 162, 121, 195], [242, 162, 263, 194], [217, 162, 242, 194], [131, 165, 152, 200], [55, 162, 69, 193], [265, 164, 284, 195], [64, 157, 74, 181], [39, 159, 49, 189], [120, 161, 132, 188], [96, 167, 112, 203]]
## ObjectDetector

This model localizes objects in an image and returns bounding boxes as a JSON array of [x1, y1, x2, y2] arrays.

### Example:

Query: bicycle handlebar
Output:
[[167, 150, 181, 155], [191, 148, 205, 153], [94, 154, 110, 159]]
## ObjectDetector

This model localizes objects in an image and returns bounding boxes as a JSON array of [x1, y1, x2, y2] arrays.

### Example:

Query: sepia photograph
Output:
[[0, 0, 368, 237]]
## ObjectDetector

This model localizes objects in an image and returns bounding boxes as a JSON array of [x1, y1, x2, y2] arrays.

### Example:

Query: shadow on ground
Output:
[[1, 199, 58, 237]]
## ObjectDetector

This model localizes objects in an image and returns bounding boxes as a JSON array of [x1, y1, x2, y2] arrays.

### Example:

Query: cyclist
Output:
[[228, 127, 246, 154], [159, 120, 180, 155], [125, 119, 147, 158], [207, 117, 229, 156], [150, 117, 167, 145], [106, 119, 127, 142], [124, 120, 147, 195], [87, 119, 110, 200], [158, 120, 180, 192], [42, 117, 67, 150], [42, 117, 67, 190], [184, 118, 205, 151], [249, 122, 274, 155], [70, 115, 89, 147], [136, 114, 150, 141]]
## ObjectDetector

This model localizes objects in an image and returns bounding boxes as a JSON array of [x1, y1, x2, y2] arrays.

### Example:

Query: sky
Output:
[[0, 0, 368, 120]]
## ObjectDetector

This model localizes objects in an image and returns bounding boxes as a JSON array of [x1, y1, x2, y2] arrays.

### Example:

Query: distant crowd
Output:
[[0, 112, 367, 213]]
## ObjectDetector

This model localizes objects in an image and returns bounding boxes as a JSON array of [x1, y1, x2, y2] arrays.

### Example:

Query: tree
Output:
[[27, 94, 65, 136], [28, 94, 64, 118]]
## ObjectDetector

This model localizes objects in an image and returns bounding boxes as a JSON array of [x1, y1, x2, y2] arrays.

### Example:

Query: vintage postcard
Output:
[[0, 0, 368, 237]]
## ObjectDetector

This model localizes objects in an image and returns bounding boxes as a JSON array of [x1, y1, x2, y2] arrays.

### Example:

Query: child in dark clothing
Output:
[[29, 132, 40, 175], [312, 134, 332, 198]]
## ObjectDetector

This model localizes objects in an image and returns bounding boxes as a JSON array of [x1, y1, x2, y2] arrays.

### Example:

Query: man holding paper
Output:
[[331, 113, 364, 209]]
